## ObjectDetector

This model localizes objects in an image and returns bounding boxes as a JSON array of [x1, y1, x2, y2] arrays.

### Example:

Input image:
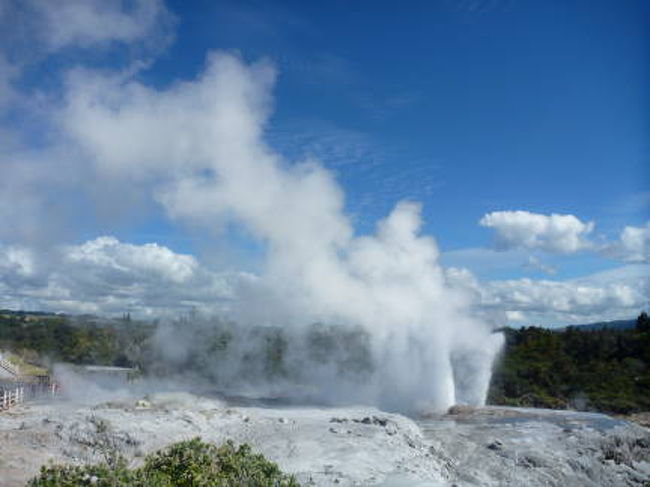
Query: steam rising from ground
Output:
[[56, 52, 504, 411], [10, 52, 502, 412]]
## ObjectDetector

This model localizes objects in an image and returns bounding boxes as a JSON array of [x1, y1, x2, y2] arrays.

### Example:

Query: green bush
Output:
[[25, 458, 157, 487], [28, 438, 300, 487]]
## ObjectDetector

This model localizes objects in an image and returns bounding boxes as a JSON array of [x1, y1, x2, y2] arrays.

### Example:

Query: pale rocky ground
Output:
[[0, 393, 648, 486]]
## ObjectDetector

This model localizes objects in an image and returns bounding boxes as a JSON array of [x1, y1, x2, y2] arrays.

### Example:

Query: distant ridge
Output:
[[0, 309, 62, 317], [562, 318, 637, 331]]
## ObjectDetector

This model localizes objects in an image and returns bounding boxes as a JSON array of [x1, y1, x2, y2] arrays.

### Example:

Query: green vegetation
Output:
[[1, 308, 648, 415], [28, 438, 299, 487], [488, 312, 650, 413], [3, 351, 48, 376], [0, 311, 153, 368]]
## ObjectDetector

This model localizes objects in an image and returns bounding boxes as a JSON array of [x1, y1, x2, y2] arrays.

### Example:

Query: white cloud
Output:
[[0, 0, 175, 54], [0, 238, 245, 316], [612, 222, 650, 263], [479, 210, 594, 254], [447, 264, 649, 326], [522, 256, 557, 276], [0, 244, 35, 278], [36, 0, 175, 50], [0, 0, 176, 244], [65, 237, 198, 284]]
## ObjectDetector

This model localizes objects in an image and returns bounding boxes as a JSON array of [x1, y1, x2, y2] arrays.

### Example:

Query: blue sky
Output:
[[0, 0, 647, 325], [153, 0, 648, 261]]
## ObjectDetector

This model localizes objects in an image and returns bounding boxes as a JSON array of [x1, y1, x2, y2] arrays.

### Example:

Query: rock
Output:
[[487, 440, 503, 451], [421, 406, 650, 486], [352, 416, 388, 427], [516, 453, 547, 468], [330, 417, 348, 423], [447, 404, 475, 416], [373, 417, 388, 427], [135, 399, 151, 409]]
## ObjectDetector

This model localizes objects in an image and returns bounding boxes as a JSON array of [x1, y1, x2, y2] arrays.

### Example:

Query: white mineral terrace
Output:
[[0, 393, 649, 486]]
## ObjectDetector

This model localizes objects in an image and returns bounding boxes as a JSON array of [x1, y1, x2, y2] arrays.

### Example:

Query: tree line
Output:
[[1, 310, 648, 414], [488, 312, 650, 413]]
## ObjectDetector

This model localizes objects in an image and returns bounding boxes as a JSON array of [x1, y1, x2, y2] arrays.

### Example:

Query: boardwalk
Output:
[[0, 357, 57, 411], [0, 357, 19, 379], [1, 386, 24, 410]]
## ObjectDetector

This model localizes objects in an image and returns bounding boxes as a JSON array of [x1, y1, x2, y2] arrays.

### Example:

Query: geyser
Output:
[[64, 52, 503, 412]]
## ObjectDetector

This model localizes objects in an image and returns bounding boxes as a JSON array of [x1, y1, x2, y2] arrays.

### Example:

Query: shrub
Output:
[[26, 458, 159, 487], [28, 438, 299, 487]]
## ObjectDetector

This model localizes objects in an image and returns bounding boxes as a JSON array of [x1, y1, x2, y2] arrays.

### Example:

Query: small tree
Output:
[[636, 312, 650, 333]]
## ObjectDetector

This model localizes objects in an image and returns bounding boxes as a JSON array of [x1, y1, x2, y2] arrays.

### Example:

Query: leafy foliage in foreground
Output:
[[28, 438, 300, 487], [488, 312, 650, 414]]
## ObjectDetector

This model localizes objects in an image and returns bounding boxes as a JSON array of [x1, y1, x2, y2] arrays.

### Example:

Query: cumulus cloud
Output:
[[608, 222, 650, 263], [0, 238, 244, 316], [480, 210, 594, 254], [0, 244, 36, 279], [447, 264, 649, 325], [65, 237, 198, 284]]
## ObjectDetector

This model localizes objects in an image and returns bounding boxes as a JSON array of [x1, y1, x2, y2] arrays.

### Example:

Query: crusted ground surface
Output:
[[0, 395, 648, 486]]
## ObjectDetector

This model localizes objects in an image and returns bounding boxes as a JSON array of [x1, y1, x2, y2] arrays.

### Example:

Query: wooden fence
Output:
[[1, 386, 24, 410], [0, 358, 19, 377]]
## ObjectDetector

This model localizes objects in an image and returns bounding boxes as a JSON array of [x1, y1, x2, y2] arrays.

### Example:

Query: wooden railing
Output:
[[1, 386, 24, 410], [0, 358, 19, 377]]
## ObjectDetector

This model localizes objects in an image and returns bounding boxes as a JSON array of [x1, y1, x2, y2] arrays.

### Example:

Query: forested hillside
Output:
[[1, 310, 648, 414], [488, 313, 650, 413], [0, 311, 151, 368]]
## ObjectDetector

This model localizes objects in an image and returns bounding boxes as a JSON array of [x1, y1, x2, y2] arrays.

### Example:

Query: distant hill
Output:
[[562, 319, 637, 331], [0, 309, 66, 321], [0, 309, 61, 317]]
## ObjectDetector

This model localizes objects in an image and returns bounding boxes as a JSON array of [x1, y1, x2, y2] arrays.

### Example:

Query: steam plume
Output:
[[62, 52, 502, 412]]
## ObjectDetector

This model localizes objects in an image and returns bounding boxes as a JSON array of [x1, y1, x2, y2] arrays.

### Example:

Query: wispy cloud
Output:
[[522, 255, 557, 276]]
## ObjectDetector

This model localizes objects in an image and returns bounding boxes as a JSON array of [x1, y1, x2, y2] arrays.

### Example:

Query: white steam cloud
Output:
[[0, 2, 504, 412], [41, 52, 500, 412]]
